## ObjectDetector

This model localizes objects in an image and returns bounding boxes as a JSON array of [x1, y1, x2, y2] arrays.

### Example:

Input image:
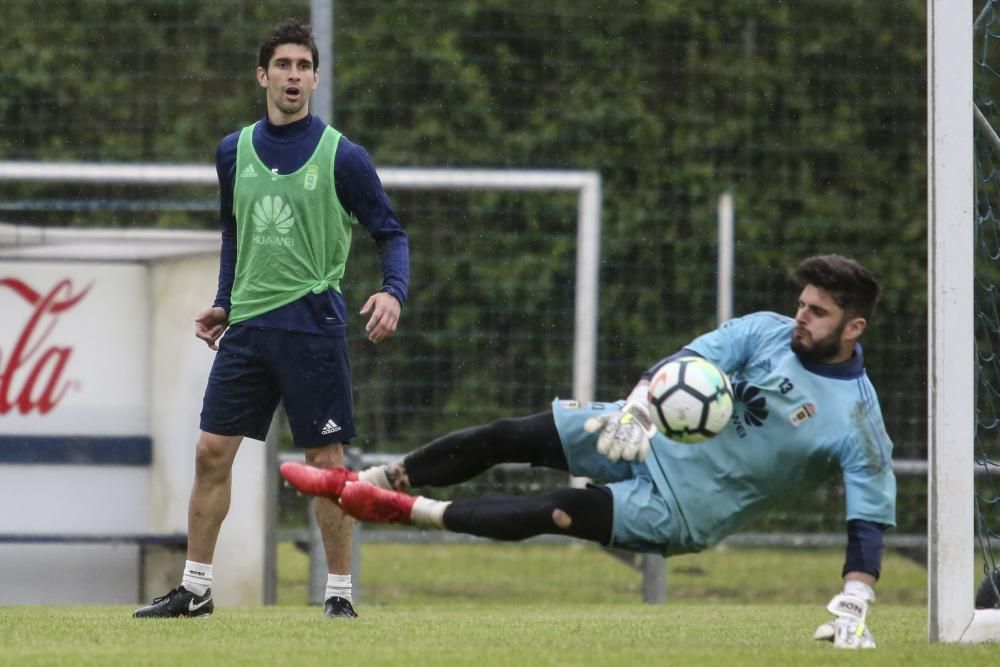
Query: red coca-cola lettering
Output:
[[0, 278, 91, 415]]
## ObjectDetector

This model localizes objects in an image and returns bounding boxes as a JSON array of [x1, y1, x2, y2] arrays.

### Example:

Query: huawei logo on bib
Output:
[[253, 195, 295, 234], [251, 195, 296, 247]]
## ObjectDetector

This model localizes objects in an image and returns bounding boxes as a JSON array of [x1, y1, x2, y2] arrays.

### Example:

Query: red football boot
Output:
[[338, 482, 416, 524], [279, 462, 357, 499]]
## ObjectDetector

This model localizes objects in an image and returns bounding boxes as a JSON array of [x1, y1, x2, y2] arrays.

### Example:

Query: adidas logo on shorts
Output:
[[321, 419, 341, 435]]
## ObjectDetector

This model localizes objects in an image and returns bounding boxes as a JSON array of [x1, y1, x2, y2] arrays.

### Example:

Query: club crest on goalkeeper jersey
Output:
[[644, 311, 896, 555]]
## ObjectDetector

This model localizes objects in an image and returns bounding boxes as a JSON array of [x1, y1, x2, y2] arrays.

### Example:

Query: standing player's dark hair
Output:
[[258, 18, 319, 70], [791, 255, 881, 322]]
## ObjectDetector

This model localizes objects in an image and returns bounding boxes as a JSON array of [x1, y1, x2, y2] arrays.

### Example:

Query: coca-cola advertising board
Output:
[[0, 263, 149, 459], [0, 233, 268, 606]]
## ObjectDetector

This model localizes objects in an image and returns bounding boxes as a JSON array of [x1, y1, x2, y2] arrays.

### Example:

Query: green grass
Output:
[[0, 542, 996, 666]]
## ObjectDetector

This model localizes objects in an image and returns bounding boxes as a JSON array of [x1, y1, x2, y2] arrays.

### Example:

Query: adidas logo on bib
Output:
[[321, 419, 341, 435], [240, 164, 258, 178]]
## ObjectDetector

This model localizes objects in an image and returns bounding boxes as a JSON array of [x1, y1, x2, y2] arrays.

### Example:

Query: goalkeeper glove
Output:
[[813, 584, 876, 649], [583, 384, 656, 462]]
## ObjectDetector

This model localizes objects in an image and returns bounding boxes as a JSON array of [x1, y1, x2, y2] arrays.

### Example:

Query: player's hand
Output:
[[194, 306, 229, 351], [583, 398, 656, 463], [813, 593, 876, 649], [360, 291, 401, 343]]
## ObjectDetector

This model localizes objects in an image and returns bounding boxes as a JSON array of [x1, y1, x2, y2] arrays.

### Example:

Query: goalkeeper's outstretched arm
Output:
[[813, 519, 886, 649]]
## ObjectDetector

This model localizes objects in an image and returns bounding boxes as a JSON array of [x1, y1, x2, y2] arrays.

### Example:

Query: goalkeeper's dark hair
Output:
[[259, 18, 319, 70], [791, 255, 881, 322]]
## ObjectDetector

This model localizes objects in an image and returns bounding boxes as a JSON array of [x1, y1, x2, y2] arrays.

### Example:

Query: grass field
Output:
[[2, 541, 998, 666]]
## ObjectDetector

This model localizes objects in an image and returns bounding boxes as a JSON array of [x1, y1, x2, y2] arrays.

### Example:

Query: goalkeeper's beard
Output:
[[791, 323, 845, 364]]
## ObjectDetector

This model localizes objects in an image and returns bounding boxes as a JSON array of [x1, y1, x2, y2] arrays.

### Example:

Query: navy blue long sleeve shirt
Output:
[[213, 114, 409, 335]]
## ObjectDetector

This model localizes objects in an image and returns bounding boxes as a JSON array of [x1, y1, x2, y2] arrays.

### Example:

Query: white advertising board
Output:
[[0, 263, 149, 443], [0, 232, 268, 606]]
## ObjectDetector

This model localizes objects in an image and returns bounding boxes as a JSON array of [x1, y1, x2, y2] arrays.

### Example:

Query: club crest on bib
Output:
[[304, 164, 319, 191]]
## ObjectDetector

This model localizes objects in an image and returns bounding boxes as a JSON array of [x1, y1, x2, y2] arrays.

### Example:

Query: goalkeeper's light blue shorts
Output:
[[551, 398, 677, 555]]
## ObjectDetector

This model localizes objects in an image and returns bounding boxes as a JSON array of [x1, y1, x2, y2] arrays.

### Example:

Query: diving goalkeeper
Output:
[[282, 254, 895, 649]]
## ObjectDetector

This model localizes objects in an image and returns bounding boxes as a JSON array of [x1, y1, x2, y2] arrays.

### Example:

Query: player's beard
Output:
[[791, 320, 846, 364]]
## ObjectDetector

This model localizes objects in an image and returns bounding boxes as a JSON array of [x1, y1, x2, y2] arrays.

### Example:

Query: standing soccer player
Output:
[[283, 255, 893, 647], [134, 17, 408, 619]]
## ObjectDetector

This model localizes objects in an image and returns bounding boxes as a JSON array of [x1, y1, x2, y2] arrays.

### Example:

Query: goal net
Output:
[[345, 168, 601, 453]]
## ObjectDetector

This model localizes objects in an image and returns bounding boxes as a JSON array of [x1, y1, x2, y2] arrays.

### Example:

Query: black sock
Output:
[[404, 411, 567, 487], [442, 486, 613, 544]]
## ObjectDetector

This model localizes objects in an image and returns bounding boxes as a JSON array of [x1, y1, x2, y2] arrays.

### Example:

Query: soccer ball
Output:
[[647, 356, 734, 444]]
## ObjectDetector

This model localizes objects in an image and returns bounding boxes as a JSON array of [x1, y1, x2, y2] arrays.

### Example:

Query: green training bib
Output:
[[229, 122, 356, 324]]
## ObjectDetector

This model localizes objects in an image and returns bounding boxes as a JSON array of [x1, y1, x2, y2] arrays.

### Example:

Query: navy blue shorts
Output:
[[200, 325, 356, 447]]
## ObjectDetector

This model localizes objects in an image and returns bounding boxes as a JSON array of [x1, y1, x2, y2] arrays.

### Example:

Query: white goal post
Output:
[[927, 0, 1000, 643]]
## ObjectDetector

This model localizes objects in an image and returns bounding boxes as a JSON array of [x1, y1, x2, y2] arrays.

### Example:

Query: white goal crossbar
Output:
[[0, 160, 602, 406]]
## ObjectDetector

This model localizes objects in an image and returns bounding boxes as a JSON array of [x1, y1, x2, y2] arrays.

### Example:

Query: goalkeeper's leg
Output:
[[362, 411, 567, 491], [339, 482, 613, 544], [444, 486, 612, 543]]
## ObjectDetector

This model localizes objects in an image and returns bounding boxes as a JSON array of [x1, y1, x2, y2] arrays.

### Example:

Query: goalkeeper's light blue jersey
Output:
[[644, 311, 896, 555]]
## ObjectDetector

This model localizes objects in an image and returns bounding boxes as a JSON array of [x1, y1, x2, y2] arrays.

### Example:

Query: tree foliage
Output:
[[1, 1, 928, 531]]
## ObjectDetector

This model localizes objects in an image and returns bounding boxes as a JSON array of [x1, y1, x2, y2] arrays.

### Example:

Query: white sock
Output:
[[411, 497, 450, 529], [325, 573, 352, 603], [843, 579, 875, 602], [181, 560, 213, 596], [359, 465, 393, 489]]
